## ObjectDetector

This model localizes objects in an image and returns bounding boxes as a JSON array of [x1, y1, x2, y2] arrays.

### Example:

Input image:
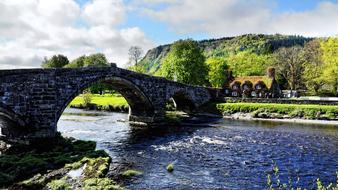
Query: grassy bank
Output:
[[216, 102, 338, 120], [69, 94, 129, 112]]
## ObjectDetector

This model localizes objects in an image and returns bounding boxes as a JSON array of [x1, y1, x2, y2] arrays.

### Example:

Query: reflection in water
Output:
[[58, 108, 338, 190]]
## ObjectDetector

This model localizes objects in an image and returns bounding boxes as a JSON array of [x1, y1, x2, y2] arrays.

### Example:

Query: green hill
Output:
[[138, 34, 312, 74]]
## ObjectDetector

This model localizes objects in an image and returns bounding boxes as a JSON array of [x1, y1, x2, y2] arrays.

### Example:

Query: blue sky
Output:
[[0, 0, 337, 69]]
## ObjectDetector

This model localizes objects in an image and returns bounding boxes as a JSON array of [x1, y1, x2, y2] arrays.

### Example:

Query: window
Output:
[[256, 85, 261, 90]]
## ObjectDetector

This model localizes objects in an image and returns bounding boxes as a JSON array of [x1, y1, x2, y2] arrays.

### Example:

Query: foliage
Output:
[[128, 64, 147, 74], [216, 103, 338, 120], [47, 178, 72, 190], [42, 54, 69, 68], [137, 34, 310, 75], [273, 46, 305, 90], [70, 94, 129, 112], [63, 54, 109, 68], [83, 178, 124, 190], [128, 46, 143, 66], [0, 136, 108, 187], [64, 55, 86, 68], [302, 39, 324, 94], [226, 50, 272, 77], [206, 57, 229, 87], [321, 37, 338, 96], [266, 163, 338, 190], [160, 39, 208, 86], [82, 90, 93, 107], [83, 53, 109, 67], [166, 163, 174, 172], [121, 170, 143, 178]]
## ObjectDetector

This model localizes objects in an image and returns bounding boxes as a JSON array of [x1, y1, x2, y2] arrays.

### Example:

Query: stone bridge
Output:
[[0, 67, 213, 140]]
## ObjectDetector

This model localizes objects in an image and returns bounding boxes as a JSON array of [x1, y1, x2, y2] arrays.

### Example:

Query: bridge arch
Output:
[[167, 90, 196, 113], [56, 76, 155, 127]]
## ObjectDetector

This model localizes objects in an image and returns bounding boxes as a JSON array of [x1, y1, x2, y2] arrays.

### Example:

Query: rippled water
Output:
[[58, 108, 338, 190]]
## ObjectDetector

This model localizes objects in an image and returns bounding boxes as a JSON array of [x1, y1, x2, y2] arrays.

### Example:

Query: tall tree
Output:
[[206, 57, 229, 88], [321, 37, 338, 95], [42, 54, 69, 68], [160, 39, 208, 86], [302, 39, 324, 94], [273, 46, 305, 91], [128, 46, 143, 66]]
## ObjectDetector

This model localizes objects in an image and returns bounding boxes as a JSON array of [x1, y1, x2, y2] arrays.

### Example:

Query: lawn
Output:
[[69, 94, 129, 110]]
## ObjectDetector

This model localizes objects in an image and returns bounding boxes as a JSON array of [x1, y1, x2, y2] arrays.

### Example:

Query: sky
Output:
[[0, 0, 338, 69]]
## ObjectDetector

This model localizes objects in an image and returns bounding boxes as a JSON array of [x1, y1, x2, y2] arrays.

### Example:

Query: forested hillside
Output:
[[138, 34, 311, 74]]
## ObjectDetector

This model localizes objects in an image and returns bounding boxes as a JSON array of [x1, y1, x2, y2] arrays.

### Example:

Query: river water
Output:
[[58, 108, 337, 190]]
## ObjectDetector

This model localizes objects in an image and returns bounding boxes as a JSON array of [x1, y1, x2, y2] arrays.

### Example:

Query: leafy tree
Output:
[[273, 46, 305, 91], [302, 39, 324, 94], [83, 53, 109, 67], [206, 57, 229, 88], [42, 54, 69, 68], [64, 55, 86, 68], [321, 37, 338, 95], [128, 46, 143, 66], [160, 39, 208, 86], [226, 50, 272, 76]]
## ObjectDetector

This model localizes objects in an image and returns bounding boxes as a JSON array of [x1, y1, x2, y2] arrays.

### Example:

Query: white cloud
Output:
[[82, 0, 125, 27], [0, 0, 154, 69], [139, 0, 338, 37]]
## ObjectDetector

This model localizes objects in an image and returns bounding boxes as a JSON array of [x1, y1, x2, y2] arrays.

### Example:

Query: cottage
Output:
[[224, 67, 281, 98]]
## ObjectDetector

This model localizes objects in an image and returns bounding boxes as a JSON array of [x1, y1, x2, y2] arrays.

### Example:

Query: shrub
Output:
[[82, 90, 92, 107]]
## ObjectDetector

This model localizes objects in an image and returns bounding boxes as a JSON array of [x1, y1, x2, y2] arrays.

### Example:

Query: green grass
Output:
[[70, 94, 128, 107], [216, 103, 338, 120]]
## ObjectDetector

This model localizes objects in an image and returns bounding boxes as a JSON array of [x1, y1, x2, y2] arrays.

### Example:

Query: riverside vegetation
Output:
[[216, 102, 338, 120]]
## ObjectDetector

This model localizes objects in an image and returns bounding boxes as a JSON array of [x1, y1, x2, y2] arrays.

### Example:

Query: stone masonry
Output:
[[0, 67, 211, 139]]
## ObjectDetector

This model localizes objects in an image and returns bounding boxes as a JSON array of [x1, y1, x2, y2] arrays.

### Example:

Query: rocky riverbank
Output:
[[0, 135, 129, 189]]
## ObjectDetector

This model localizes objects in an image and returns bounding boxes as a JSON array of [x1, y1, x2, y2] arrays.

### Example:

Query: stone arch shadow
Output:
[[0, 104, 29, 140], [167, 90, 197, 113], [56, 76, 155, 128]]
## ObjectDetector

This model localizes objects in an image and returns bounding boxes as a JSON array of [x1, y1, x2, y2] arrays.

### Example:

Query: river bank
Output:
[[215, 102, 338, 126], [0, 135, 127, 189]]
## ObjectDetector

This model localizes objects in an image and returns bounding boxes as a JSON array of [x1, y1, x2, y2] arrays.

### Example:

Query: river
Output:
[[58, 108, 338, 190]]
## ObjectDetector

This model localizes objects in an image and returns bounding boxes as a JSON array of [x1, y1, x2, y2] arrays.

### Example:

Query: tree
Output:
[[321, 37, 338, 95], [273, 46, 305, 91], [206, 57, 229, 88], [160, 39, 208, 86], [128, 46, 143, 66], [83, 53, 108, 67], [302, 39, 324, 94], [226, 50, 272, 77], [42, 54, 69, 68], [64, 55, 86, 68]]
